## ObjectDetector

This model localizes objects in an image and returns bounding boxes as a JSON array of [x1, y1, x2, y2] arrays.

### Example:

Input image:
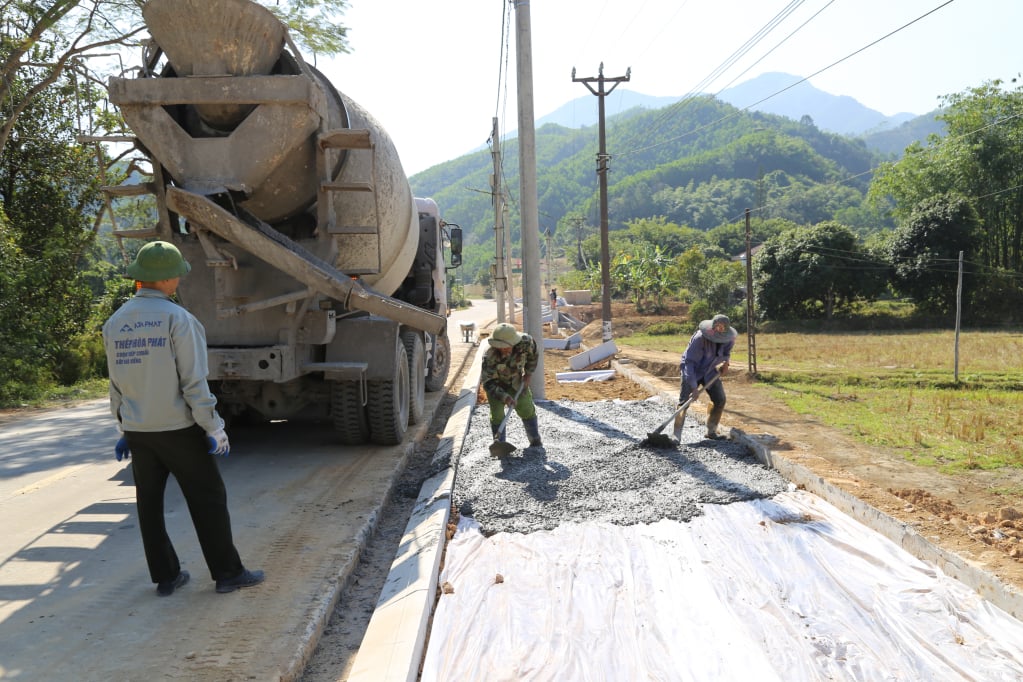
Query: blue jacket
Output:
[[680, 329, 733, 390]]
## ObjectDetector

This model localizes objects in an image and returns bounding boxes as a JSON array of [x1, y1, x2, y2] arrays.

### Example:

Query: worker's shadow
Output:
[[494, 447, 570, 502]]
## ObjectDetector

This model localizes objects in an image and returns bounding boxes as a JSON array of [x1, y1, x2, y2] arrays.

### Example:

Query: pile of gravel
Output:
[[454, 398, 790, 536]]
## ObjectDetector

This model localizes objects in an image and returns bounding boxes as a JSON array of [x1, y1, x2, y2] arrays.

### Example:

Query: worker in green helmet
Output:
[[481, 322, 542, 448], [102, 240, 264, 597]]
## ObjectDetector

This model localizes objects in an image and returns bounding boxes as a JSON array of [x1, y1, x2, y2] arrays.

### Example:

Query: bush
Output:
[[687, 299, 713, 326], [645, 321, 688, 336], [0, 354, 51, 405], [54, 331, 107, 385]]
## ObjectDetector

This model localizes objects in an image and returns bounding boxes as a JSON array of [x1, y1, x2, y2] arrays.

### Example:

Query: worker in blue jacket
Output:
[[103, 241, 264, 597], [679, 314, 737, 440]]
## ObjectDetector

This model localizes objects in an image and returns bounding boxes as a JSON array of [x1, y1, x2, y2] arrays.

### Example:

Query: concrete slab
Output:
[[568, 340, 618, 370]]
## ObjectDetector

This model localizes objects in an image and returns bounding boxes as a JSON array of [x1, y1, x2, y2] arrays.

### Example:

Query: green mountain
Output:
[[411, 96, 911, 252]]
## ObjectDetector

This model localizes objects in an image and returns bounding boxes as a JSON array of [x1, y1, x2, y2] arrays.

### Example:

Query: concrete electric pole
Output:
[[491, 117, 507, 324], [572, 62, 630, 343], [514, 0, 544, 397]]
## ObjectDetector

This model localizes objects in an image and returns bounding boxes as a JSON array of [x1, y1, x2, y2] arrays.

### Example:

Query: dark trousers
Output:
[[126, 425, 244, 583], [679, 375, 726, 408]]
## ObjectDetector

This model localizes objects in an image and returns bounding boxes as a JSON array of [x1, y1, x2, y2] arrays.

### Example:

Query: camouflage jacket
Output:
[[481, 334, 539, 402]]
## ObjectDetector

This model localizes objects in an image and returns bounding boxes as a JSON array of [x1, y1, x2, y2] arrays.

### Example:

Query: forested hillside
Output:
[[412, 96, 893, 271], [413, 83, 1022, 331]]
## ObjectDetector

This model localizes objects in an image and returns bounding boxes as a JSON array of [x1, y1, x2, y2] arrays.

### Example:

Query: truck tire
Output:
[[425, 332, 451, 392], [367, 339, 410, 445], [401, 330, 426, 425], [331, 380, 369, 445]]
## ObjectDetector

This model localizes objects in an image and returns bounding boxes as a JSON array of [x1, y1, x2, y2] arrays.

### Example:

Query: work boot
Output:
[[491, 423, 506, 442], [156, 570, 190, 597], [705, 404, 725, 440], [523, 417, 543, 447], [216, 568, 265, 594]]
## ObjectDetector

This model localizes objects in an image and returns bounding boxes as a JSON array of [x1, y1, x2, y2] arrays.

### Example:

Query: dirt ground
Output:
[[545, 303, 1023, 598]]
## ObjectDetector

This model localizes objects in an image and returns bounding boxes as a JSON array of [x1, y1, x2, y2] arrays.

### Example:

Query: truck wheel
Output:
[[367, 339, 410, 445], [402, 330, 426, 425], [425, 333, 451, 392], [331, 380, 369, 445]]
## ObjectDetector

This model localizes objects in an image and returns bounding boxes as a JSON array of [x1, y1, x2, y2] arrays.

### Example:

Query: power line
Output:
[[642, 0, 809, 139], [623, 0, 958, 160], [712, 0, 838, 96]]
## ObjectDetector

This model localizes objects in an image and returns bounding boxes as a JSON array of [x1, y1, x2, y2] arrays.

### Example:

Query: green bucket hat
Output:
[[126, 241, 191, 281]]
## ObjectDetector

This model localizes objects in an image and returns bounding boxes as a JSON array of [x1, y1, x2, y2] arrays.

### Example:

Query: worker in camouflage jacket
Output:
[[481, 322, 543, 448]]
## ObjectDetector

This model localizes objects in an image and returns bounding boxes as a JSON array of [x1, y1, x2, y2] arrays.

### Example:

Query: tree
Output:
[[888, 193, 980, 314], [607, 243, 682, 311], [0, 0, 351, 157], [753, 221, 879, 319], [0, 65, 103, 399], [870, 80, 1023, 275], [705, 216, 795, 257]]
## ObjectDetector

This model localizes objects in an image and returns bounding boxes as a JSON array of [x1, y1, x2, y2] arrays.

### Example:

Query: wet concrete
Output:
[[454, 398, 790, 536]]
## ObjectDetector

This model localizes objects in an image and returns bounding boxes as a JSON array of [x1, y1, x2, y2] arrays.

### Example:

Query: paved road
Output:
[[0, 300, 495, 681]]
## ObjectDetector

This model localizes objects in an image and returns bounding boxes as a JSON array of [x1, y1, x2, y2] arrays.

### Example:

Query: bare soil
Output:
[[551, 302, 1023, 597]]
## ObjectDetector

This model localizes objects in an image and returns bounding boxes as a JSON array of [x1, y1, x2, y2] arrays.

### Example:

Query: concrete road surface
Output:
[[0, 300, 495, 681]]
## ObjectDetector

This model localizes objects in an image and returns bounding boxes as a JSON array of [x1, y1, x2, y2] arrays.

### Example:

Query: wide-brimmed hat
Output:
[[126, 241, 191, 281], [488, 322, 522, 349], [699, 314, 737, 343]]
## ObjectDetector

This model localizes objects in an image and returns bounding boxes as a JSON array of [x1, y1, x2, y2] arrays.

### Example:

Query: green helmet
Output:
[[126, 241, 191, 281], [488, 322, 522, 349]]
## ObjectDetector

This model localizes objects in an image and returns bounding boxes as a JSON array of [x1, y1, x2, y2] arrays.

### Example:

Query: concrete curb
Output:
[[734, 427, 1023, 621], [279, 397, 443, 681], [348, 331, 489, 682]]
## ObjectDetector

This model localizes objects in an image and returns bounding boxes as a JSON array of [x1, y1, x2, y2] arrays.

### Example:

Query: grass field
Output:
[[621, 328, 1023, 476]]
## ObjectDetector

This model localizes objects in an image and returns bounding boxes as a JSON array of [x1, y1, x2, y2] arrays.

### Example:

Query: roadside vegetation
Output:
[[621, 315, 1023, 477]]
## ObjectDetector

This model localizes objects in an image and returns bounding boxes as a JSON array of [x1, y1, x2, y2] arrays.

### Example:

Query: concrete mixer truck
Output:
[[103, 0, 462, 445]]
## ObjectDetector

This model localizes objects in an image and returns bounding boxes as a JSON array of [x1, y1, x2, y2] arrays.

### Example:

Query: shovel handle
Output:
[[652, 363, 726, 435], [496, 382, 526, 434]]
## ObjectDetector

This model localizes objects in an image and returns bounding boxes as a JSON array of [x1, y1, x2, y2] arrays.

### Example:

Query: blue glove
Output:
[[115, 437, 131, 462], [206, 428, 230, 456]]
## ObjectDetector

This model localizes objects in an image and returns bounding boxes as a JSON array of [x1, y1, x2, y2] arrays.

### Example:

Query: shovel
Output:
[[642, 367, 723, 447], [489, 383, 525, 458]]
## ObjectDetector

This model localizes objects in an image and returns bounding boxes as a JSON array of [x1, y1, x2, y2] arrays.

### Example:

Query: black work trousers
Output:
[[679, 374, 727, 408], [126, 425, 244, 584]]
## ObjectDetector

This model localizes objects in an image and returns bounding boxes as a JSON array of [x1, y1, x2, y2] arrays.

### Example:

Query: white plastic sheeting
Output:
[[555, 370, 616, 383], [422, 490, 1023, 681]]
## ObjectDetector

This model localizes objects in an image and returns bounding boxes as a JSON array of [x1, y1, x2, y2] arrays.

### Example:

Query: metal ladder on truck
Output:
[[316, 128, 382, 277]]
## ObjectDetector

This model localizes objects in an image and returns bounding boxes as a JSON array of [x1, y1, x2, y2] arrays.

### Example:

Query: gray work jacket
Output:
[[102, 288, 224, 434]]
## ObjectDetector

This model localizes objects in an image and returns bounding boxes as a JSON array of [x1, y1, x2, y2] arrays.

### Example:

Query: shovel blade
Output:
[[490, 440, 518, 458]]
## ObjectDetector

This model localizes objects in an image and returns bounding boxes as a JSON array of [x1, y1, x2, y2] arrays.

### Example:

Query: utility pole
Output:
[[744, 208, 757, 375], [514, 0, 543, 397], [954, 250, 963, 382], [572, 216, 586, 269], [490, 117, 506, 323], [544, 229, 552, 291], [506, 222, 516, 323], [573, 62, 630, 343]]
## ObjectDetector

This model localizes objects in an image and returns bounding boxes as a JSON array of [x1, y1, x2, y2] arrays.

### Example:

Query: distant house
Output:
[[733, 243, 765, 262]]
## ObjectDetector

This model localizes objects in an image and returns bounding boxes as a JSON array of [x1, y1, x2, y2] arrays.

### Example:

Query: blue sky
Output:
[[316, 0, 1021, 176]]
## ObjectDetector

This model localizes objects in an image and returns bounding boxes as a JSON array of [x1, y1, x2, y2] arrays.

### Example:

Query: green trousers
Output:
[[487, 385, 537, 427]]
